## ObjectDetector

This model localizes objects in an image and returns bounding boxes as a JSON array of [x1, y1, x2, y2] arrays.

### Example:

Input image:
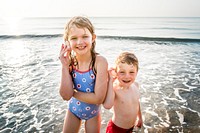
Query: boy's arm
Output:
[[136, 104, 143, 128], [135, 82, 143, 127]]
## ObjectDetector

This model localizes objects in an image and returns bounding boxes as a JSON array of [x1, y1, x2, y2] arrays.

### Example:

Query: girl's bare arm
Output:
[[103, 68, 115, 109], [59, 43, 74, 100]]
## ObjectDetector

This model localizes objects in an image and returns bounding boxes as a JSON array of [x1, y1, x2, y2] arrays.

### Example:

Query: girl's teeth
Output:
[[78, 46, 84, 49]]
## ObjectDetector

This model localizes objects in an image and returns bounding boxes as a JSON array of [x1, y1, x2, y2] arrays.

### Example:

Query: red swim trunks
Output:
[[106, 120, 133, 133]]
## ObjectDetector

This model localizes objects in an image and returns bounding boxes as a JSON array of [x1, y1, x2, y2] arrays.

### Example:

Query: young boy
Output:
[[103, 51, 143, 133]]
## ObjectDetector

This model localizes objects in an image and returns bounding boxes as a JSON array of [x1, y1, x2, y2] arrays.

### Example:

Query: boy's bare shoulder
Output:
[[131, 82, 140, 97], [133, 82, 140, 89]]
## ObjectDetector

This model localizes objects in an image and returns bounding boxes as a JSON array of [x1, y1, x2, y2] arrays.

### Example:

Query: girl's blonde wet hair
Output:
[[115, 52, 139, 71], [63, 16, 97, 73]]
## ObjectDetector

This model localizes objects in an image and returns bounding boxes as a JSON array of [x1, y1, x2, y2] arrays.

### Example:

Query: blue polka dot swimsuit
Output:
[[69, 68, 100, 120]]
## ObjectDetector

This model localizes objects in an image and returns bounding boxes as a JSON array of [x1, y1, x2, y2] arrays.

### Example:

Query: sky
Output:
[[0, 0, 200, 18]]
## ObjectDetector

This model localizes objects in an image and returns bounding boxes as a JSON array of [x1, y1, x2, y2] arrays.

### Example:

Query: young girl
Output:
[[103, 52, 143, 133], [59, 16, 108, 133]]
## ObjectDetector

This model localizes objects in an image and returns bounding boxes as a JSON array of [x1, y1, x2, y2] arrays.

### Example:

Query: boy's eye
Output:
[[83, 35, 89, 38]]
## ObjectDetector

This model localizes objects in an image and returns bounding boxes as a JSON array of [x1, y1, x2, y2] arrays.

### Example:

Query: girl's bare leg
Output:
[[63, 109, 81, 133], [85, 113, 101, 133]]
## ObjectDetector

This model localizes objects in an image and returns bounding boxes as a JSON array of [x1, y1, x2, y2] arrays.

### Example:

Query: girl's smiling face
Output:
[[116, 63, 138, 88], [68, 25, 95, 56]]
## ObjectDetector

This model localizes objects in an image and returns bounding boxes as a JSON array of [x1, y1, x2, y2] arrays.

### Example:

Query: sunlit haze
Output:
[[0, 0, 200, 18]]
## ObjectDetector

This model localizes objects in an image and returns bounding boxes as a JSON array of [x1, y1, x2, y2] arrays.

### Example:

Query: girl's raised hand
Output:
[[59, 41, 71, 68]]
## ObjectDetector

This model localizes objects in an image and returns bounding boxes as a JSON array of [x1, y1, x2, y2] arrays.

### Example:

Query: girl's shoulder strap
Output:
[[91, 53, 98, 75], [69, 64, 73, 73], [92, 62, 97, 75]]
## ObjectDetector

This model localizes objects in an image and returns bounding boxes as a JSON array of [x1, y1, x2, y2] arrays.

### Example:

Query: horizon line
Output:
[[1, 16, 199, 18]]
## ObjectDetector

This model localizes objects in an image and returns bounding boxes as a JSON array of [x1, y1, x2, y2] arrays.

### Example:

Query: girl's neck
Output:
[[76, 52, 91, 62], [77, 57, 91, 63], [75, 53, 92, 71]]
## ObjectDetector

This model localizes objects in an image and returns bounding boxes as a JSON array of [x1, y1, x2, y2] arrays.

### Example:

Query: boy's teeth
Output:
[[123, 80, 130, 83]]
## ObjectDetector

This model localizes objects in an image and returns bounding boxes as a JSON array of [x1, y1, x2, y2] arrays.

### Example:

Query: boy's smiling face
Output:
[[116, 63, 138, 88]]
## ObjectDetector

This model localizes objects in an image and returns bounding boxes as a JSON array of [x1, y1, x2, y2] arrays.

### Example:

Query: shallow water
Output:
[[1, 17, 200, 133], [98, 38, 200, 132], [0, 36, 200, 133]]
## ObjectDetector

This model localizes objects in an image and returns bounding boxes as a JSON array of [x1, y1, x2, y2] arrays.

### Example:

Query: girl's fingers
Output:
[[59, 42, 71, 64], [60, 42, 69, 51], [60, 43, 69, 56], [60, 43, 64, 53], [59, 44, 66, 57]]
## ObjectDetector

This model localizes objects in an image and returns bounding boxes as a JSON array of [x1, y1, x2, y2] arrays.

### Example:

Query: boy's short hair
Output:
[[115, 52, 139, 71]]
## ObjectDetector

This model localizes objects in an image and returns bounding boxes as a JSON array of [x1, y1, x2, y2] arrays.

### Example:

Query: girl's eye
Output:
[[119, 71, 124, 74], [69, 36, 77, 40], [71, 38, 77, 40]]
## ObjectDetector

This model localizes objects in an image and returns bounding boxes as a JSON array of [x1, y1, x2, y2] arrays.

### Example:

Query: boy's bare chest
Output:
[[115, 89, 139, 105]]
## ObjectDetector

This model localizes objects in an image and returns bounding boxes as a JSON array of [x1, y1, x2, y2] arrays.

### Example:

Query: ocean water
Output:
[[0, 17, 200, 133]]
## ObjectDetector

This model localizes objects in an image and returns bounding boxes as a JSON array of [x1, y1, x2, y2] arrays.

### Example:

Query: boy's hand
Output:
[[136, 118, 143, 128], [108, 67, 117, 82]]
